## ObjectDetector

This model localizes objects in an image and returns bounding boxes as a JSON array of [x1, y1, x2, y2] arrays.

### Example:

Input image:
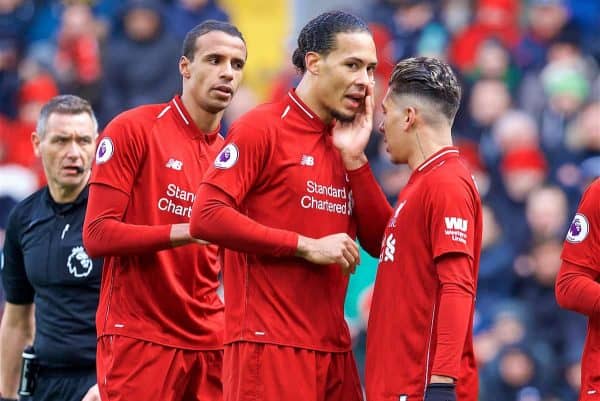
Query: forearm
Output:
[[347, 163, 392, 256], [431, 254, 476, 381], [190, 184, 297, 257], [0, 314, 33, 397], [555, 260, 600, 317], [83, 184, 177, 257]]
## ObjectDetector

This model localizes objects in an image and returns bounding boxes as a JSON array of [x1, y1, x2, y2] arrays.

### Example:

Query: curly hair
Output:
[[292, 11, 370, 73]]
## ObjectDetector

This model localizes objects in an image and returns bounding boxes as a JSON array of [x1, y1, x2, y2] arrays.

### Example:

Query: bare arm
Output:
[[0, 303, 34, 398]]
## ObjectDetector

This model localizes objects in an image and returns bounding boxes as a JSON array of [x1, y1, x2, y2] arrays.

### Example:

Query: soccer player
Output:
[[555, 178, 600, 401], [1, 95, 102, 401], [333, 57, 482, 401], [82, 21, 246, 401], [189, 11, 385, 401]]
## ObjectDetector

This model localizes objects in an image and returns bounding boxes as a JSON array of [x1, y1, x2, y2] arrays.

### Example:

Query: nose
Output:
[[66, 140, 82, 159], [220, 62, 234, 81], [356, 67, 370, 87]]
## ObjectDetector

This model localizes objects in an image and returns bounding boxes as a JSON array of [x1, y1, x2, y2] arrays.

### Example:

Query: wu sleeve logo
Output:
[[444, 216, 468, 244], [566, 213, 589, 243], [95, 137, 114, 164], [214, 143, 239, 169]]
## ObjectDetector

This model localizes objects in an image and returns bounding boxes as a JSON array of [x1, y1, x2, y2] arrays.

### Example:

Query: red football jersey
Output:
[[561, 179, 600, 399], [90, 96, 224, 349], [366, 148, 481, 401], [201, 90, 357, 352]]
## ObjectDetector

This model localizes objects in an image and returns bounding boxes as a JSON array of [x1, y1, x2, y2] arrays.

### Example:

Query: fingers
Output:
[[364, 82, 374, 122]]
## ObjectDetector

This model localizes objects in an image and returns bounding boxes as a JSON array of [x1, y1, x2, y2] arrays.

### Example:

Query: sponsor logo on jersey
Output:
[[444, 216, 468, 244], [566, 213, 589, 243], [380, 233, 396, 262], [389, 200, 407, 227], [165, 158, 183, 171], [300, 180, 353, 216], [96, 137, 114, 164], [300, 154, 314, 166], [214, 143, 239, 169], [67, 246, 93, 278]]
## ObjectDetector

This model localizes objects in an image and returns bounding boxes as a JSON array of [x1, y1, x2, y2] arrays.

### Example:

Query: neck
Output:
[[295, 76, 333, 125], [407, 125, 453, 170], [48, 174, 89, 204], [181, 92, 223, 133]]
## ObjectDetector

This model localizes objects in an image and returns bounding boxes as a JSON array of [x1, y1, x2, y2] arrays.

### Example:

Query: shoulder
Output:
[[230, 101, 285, 132], [424, 158, 479, 201], [104, 103, 167, 134], [6, 188, 46, 229]]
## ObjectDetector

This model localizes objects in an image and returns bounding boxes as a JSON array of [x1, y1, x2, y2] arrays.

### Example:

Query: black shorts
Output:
[[20, 367, 96, 401]]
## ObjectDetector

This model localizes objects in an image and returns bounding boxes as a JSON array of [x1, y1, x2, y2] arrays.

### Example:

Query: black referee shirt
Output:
[[1, 186, 102, 368]]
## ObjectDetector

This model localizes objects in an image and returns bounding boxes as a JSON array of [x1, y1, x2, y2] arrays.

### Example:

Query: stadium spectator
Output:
[[100, 0, 180, 124], [166, 0, 229, 40], [83, 20, 247, 401]]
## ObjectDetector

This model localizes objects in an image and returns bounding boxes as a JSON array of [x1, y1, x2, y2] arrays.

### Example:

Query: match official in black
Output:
[[0, 95, 102, 401]]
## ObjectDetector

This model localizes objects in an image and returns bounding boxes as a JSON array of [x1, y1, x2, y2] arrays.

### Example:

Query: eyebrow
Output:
[[344, 57, 377, 68]]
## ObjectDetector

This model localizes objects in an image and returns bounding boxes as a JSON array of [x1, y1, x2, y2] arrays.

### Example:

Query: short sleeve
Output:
[[561, 180, 600, 271], [202, 120, 273, 205], [1, 208, 34, 304], [427, 177, 479, 260], [90, 116, 145, 195]]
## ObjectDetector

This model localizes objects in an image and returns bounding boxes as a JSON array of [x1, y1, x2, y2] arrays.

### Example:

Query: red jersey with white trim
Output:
[[561, 179, 600, 399], [366, 148, 481, 401], [90, 96, 224, 349], [201, 90, 357, 352]]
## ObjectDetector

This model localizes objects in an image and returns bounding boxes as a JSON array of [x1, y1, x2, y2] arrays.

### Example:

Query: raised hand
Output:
[[296, 233, 360, 275], [332, 82, 375, 170]]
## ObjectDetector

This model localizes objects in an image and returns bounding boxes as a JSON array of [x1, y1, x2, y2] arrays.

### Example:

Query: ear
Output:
[[31, 131, 41, 157], [305, 51, 321, 75], [404, 107, 417, 131], [179, 56, 191, 79]]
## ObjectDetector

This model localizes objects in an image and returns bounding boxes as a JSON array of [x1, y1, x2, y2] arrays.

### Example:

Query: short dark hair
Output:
[[389, 57, 462, 123], [292, 11, 370, 73], [37, 95, 97, 139], [182, 20, 245, 61]]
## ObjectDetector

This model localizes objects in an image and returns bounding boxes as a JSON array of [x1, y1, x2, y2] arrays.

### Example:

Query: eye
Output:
[[207, 56, 219, 65], [232, 60, 245, 70], [347, 62, 359, 70]]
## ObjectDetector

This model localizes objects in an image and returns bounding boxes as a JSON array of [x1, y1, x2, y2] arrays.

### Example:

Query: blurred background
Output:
[[0, 0, 599, 399]]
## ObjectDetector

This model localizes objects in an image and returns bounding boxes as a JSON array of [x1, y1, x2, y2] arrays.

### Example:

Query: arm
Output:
[[0, 303, 34, 399], [430, 253, 476, 384], [555, 259, 600, 317], [331, 83, 391, 256], [346, 164, 392, 256], [190, 183, 360, 273], [83, 183, 204, 258]]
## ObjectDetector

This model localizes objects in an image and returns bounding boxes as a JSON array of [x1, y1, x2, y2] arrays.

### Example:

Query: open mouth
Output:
[[63, 166, 84, 175], [345, 93, 364, 109]]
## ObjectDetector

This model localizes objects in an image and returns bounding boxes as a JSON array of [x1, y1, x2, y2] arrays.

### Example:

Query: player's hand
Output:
[[171, 223, 210, 247], [332, 82, 374, 170], [81, 383, 101, 401], [296, 233, 360, 275], [424, 383, 456, 401]]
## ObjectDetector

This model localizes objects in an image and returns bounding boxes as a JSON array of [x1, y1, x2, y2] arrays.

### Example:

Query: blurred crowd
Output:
[[0, 0, 599, 400]]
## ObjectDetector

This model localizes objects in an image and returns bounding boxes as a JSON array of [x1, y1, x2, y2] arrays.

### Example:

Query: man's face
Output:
[[181, 31, 246, 114], [32, 112, 96, 193], [315, 31, 377, 122], [379, 90, 409, 164]]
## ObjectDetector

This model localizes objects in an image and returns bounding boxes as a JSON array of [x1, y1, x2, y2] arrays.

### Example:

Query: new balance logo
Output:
[[166, 158, 183, 171], [444, 217, 468, 232], [381, 233, 395, 262], [300, 155, 314, 166]]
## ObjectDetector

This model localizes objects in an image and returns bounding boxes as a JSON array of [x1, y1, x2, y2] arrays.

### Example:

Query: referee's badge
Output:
[[566, 213, 589, 243], [214, 143, 239, 169], [96, 137, 114, 164]]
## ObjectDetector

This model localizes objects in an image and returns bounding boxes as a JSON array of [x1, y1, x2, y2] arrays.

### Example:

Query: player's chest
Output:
[[268, 135, 349, 196]]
